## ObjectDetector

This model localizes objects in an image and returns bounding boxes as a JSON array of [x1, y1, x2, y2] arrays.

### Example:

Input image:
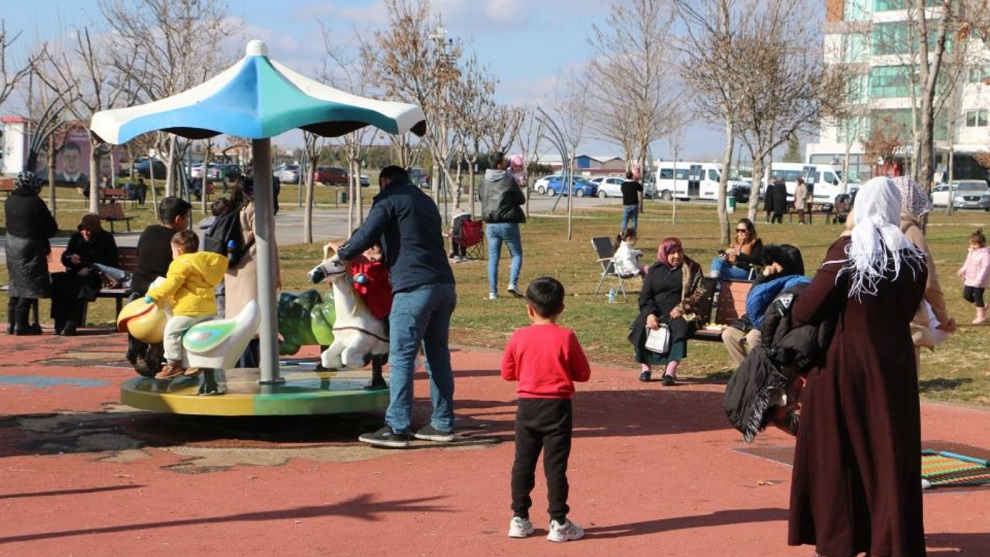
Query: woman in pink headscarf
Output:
[[627, 237, 707, 385]]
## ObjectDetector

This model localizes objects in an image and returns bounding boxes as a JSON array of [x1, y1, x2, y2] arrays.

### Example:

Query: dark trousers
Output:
[[963, 285, 986, 308], [511, 398, 573, 523], [450, 239, 466, 258], [770, 210, 784, 224], [7, 296, 37, 328]]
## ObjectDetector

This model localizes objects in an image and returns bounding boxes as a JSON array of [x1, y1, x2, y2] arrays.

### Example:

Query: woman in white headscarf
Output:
[[786, 177, 928, 557], [892, 176, 956, 366]]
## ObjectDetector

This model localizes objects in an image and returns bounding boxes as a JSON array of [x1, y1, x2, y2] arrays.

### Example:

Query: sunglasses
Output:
[[736, 229, 748, 233]]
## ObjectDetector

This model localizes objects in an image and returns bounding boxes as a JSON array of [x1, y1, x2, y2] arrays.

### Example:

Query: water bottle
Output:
[[226, 239, 237, 262], [608, 288, 616, 304]]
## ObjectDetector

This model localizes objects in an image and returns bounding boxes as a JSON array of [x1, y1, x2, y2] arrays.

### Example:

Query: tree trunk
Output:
[[718, 120, 734, 246]]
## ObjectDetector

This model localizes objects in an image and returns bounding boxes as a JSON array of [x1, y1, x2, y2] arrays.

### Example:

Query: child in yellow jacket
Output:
[[146, 230, 229, 379]]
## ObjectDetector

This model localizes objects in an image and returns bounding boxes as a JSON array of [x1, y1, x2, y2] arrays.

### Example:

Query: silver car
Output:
[[931, 181, 990, 211], [590, 176, 626, 198]]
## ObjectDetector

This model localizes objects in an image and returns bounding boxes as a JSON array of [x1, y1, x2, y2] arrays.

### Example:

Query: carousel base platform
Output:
[[120, 366, 390, 416]]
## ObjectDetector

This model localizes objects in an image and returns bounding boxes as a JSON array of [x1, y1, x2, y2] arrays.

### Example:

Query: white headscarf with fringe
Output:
[[836, 176, 925, 299]]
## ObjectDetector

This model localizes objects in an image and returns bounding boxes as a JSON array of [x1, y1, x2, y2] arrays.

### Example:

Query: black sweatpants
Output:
[[510, 398, 573, 523]]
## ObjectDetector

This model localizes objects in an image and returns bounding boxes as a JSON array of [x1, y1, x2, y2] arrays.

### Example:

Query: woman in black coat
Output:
[[4, 172, 58, 335], [628, 237, 708, 385], [50, 213, 119, 335]]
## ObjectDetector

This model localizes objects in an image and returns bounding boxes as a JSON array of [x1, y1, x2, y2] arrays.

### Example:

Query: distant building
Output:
[[534, 154, 627, 175], [808, 0, 990, 183]]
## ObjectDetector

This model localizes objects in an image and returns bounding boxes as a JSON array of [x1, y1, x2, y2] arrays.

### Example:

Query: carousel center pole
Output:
[[252, 138, 282, 385]]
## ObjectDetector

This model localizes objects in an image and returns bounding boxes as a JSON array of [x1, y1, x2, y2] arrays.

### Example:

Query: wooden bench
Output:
[[691, 278, 755, 342], [786, 202, 835, 224], [48, 245, 139, 316], [102, 187, 129, 204], [98, 202, 136, 233], [1, 245, 139, 325]]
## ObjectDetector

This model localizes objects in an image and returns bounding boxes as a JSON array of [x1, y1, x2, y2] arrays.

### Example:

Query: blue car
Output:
[[545, 176, 598, 198]]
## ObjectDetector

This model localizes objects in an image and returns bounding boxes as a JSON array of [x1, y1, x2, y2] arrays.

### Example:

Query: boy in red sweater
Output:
[[501, 276, 591, 542]]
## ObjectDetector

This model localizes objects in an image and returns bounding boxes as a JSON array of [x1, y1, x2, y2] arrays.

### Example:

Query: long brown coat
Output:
[[787, 237, 927, 557], [224, 200, 280, 320]]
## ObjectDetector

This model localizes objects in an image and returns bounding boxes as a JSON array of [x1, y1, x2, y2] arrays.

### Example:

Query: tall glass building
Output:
[[808, 0, 990, 183]]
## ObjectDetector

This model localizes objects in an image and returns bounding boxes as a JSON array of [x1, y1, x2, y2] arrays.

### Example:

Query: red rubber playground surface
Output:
[[2, 330, 989, 557]]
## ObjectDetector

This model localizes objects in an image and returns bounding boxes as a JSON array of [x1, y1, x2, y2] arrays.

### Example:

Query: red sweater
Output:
[[501, 323, 591, 399], [348, 257, 392, 320]]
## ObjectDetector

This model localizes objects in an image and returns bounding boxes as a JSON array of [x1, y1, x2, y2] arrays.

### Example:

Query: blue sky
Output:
[[2, 0, 726, 160]]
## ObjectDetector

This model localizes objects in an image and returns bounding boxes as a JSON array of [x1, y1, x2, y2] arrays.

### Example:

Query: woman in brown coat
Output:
[[787, 177, 928, 557], [224, 176, 280, 367], [893, 176, 956, 368]]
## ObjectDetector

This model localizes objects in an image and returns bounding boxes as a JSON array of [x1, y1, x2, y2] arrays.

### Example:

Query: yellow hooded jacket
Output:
[[147, 251, 229, 317]]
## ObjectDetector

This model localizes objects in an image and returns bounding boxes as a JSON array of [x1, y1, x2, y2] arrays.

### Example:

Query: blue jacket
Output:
[[745, 275, 810, 329], [337, 180, 454, 294]]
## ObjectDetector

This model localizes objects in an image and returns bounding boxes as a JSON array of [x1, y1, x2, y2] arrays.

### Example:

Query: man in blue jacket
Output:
[[321, 165, 457, 448]]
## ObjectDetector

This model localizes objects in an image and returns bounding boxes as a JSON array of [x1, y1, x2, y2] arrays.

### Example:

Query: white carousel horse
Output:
[[307, 251, 389, 371]]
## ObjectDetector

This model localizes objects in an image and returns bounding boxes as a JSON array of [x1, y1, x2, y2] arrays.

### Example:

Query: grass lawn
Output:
[[3, 191, 989, 407]]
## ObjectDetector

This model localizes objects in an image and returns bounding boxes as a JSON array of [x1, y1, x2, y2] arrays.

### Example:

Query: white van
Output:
[[760, 162, 856, 204], [654, 161, 751, 202]]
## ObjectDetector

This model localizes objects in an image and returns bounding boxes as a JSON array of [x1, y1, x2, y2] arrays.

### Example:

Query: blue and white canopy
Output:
[[91, 40, 426, 144]]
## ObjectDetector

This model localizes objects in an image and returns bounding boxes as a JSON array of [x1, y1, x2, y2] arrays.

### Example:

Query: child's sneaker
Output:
[[507, 516, 534, 538], [155, 363, 185, 379], [546, 519, 584, 542]]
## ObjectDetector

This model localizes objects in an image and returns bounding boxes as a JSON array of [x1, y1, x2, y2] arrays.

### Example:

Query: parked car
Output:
[[545, 176, 598, 198], [134, 158, 168, 178], [315, 166, 348, 186], [190, 163, 241, 182], [589, 176, 626, 198], [533, 174, 560, 195], [275, 163, 300, 184], [408, 167, 429, 188], [360, 174, 370, 187], [931, 180, 990, 211]]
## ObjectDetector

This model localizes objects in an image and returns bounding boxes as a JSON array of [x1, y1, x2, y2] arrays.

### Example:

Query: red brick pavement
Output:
[[1, 330, 988, 557]]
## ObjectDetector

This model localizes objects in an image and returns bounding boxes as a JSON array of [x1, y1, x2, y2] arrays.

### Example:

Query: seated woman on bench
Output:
[[710, 218, 763, 280], [628, 237, 707, 385], [50, 213, 119, 336]]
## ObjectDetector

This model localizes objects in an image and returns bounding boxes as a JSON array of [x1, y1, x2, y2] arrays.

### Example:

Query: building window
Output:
[[845, 0, 872, 21], [965, 109, 989, 128], [869, 66, 914, 98], [874, 0, 940, 11], [969, 66, 990, 84], [845, 33, 868, 63]]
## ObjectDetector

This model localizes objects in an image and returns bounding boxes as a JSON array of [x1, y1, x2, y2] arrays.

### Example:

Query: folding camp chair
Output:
[[591, 236, 636, 300], [460, 219, 485, 260]]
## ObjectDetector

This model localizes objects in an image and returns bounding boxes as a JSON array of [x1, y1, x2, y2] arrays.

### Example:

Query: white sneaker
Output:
[[488, 293, 497, 300], [546, 518, 584, 542], [507, 516, 534, 538]]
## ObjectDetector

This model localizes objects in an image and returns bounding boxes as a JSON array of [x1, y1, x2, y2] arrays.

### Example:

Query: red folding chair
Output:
[[459, 219, 485, 260]]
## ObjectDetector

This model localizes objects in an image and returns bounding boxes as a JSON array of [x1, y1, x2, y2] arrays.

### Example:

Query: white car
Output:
[[590, 176, 626, 198], [533, 174, 560, 195]]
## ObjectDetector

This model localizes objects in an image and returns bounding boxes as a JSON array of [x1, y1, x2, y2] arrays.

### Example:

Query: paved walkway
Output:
[[2, 330, 989, 557]]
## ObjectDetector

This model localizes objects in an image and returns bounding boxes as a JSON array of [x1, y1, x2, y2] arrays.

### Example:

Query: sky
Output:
[[1, 0, 728, 162]]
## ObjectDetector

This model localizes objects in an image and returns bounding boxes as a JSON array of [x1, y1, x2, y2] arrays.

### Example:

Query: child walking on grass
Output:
[[501, 277, 591, 542], [146, 230, 229, 379], [958, 228, 990, 324]]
